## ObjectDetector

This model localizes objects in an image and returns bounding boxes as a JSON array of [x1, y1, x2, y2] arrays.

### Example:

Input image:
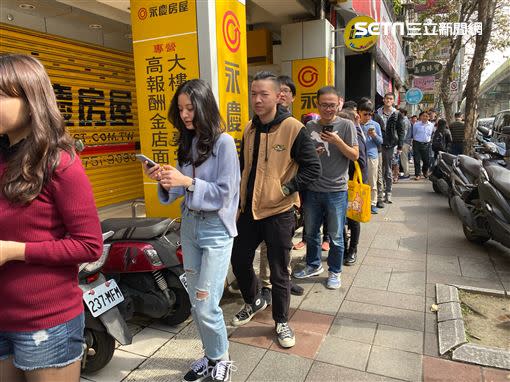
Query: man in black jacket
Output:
[[231, 71, 321, 349], [376, 93, 405, 204]]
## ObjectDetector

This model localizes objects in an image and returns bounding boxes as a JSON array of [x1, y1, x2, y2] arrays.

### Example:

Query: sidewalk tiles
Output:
[[82, 179, 510, 382]]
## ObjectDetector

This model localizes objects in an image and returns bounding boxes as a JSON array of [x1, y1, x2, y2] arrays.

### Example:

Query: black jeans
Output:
[[413, 141, 430, 176], [231, 209, 295, 323], [344, 218, 360, 251]]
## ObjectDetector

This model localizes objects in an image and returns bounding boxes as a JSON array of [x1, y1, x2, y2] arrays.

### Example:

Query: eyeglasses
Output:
[[280, 88, 292, 94], [318, 103, 338, 110]]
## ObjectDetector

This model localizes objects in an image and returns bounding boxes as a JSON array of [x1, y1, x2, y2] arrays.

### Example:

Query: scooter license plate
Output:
[[179, 273, 188, 293], [83, 279, 124, 318]]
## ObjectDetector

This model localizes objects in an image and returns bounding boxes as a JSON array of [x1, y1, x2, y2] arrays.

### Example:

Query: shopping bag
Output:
[[346, 161, 371, 223]]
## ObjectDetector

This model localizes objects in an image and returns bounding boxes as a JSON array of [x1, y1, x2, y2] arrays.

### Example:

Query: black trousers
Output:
[[231, 209, 295, 323], [413, 141, 431, 176], [344, 218, 360, 251]]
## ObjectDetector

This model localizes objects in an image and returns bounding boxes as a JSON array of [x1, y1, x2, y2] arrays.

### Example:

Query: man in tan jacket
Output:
[[231, 71, 321, 348]]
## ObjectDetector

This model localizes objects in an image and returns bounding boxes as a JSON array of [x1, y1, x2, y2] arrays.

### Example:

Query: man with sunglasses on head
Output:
[[358, 100, 383, 214], [293, 86, 358, 290]]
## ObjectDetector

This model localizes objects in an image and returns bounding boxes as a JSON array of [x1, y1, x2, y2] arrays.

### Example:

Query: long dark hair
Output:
[[168, 79, 224, 167], [0, 54, 74, 204], [436, 118, 448, 132]]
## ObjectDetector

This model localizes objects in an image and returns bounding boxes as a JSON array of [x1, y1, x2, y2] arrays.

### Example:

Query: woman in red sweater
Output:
[[0, 54, 102, 381]]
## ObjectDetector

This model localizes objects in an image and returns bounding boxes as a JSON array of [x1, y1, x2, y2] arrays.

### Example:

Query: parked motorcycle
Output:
[[452, 160, 510, 247], [430, 151, 456, 195], [79, 231, 133, 374], [429, 127, 502, 196], [100, 217, 191, 327]]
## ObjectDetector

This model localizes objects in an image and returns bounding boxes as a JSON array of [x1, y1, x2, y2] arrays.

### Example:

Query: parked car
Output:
[[477, 116, 495, 132], [491, 109, 510, 148]]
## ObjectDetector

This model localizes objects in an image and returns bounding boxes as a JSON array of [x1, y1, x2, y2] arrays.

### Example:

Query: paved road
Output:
[[82, 178, 510, 382]]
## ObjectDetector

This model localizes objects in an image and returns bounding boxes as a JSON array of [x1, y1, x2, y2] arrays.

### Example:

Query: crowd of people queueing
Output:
[[0, 53, 466, 382]]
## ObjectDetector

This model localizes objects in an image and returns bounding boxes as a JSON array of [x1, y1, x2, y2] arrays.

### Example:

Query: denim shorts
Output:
[[0, 313, 85, 371]]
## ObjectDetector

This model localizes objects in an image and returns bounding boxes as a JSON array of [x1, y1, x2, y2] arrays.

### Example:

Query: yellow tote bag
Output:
[[346, 161, 371, 223]]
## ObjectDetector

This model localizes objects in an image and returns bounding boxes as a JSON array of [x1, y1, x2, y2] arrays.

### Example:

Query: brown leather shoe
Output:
[[292, 241, 306, 250]]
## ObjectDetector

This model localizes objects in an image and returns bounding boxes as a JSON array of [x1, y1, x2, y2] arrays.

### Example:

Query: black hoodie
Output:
[[242, 104, 321, 209]]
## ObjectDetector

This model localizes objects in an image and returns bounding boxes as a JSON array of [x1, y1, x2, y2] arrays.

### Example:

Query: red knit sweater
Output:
[[0, 148, 102, 332]]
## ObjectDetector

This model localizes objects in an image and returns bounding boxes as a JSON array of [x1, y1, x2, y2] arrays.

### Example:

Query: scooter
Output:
[[79, 231, 133, 374], [448, 154, 483, 211], [447, 141, 507, 206], [454, 161, 510, 247], [430, 134, 504, 197], [100, 217, 191, 326], [430, 151, 456, 195]]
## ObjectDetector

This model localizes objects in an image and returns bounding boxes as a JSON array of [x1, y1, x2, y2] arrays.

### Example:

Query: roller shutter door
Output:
[[0, 24, 143, 207]]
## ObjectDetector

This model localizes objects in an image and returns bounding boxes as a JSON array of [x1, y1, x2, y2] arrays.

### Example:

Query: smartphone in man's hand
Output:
[[322, 125, 333, 133]]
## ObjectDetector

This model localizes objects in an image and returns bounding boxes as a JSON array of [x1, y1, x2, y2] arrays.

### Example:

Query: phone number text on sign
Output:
[[81, 153, 137, 169]]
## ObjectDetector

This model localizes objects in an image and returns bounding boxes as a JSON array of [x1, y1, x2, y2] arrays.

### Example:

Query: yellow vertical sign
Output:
[[292, 57, 333, 123], [215, 0, 249, 153], [131, 0, 199, 218]]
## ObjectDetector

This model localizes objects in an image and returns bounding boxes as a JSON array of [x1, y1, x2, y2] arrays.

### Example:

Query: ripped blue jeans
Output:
[[181, 208, 233, 360]]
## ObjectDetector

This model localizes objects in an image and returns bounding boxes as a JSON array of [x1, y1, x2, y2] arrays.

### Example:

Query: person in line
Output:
[[0, 54, 103, 382], [376, 93, 405, 204], [358, 100, 383, 214], [399, 108, 412, 180], [291, 113, 323, 251], [359, 97, 385, 210], [412, 111, 435, 180], [258, 75, 305, 301], [144, 79, 240, 382], [428, 109, 438, 125], [427, 109, 439, 163], [230, 71, 321, 348], [293, 86, 359, 289], [449, 112, 465, 155], [338, 109, 367, 265], [431, 118, 452, 161], [342, 100, 358, 111]]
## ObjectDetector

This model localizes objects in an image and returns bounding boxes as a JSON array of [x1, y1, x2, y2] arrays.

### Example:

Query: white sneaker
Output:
[[276, 322, 296, 348], [211, 360, 237, 382], [326, 272, 341, 289]]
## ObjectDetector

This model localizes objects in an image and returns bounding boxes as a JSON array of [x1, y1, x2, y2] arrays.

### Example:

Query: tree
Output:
[[462, 0, 498, 154], [409, 0, 509, 152], [437, 0, 476, 123], [409, 0, 476, 121]]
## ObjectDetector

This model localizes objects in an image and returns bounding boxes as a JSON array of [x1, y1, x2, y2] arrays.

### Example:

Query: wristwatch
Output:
[[282, 185, 291, 196], [187, 178, 196, 192]]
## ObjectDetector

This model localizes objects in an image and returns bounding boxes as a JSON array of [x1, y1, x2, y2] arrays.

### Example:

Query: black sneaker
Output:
[[211, 360, 237, 381], [376, 201, 385, 209], [182, 356, 213, 382], [290, 282, 304, 296], [276, 322, 295, 348], [261, 287, 272, 306], [344, 247, 357, 266], [231, 296, 267, 327]]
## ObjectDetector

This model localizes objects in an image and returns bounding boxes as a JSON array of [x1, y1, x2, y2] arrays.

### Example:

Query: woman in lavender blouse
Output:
[[143, 79, 240, 382]]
